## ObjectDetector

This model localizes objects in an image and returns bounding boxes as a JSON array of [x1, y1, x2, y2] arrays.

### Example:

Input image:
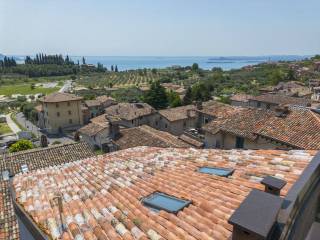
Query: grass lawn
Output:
[[0, 122, 12, 135], [0, 84, 60, 96]]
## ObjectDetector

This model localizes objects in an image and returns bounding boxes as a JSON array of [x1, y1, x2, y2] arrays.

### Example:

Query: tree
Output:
[[82, 57, 86, 65], [191, 63, 199, 71], [167, 90, 182, 107], [191, 83, 211, 102], [111, 65, 114, 71], [115, 65, 118, 72], [151, 68, 157, 74], [143, 81, 168, 109], [183, 86, 193, 105], [287, 69, 296, 80], [9, 139, 33, 153]]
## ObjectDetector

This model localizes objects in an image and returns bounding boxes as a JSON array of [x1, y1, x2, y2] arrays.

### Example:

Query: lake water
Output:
[[12, 55, 309, 71]]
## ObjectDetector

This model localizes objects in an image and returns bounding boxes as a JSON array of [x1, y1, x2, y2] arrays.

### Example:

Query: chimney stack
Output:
[[261, 176, 287, 196], [275, 105, 290, 117], [195, 101, 203, 110], [228, 189, 283, 240]]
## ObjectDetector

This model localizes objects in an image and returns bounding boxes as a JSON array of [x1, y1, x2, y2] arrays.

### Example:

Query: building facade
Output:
[[38, 92, 83, 134]]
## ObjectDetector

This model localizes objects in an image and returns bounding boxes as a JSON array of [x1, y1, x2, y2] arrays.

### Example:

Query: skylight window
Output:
[[198, 166, 234, 177], [21, 164, 29, 173], [142, 192, 191, 214]]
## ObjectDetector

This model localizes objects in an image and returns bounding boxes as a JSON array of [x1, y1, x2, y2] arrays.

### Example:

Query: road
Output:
[[15, 112, 74, 145], [59, 80, 72, 93], [6, 113, 21, 134]]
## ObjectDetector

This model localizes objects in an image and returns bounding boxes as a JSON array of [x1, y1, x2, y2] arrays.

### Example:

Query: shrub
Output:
[[9, 139, 33, 153]]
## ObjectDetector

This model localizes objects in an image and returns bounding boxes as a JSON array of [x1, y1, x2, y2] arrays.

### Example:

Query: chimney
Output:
[[186, 109, 193, 118], [228, 189, 283, 240], [106, 116, 120, 139], [261, 176, 287, 196], [275, 105, 290, 117], [195, 101, 203, 110]]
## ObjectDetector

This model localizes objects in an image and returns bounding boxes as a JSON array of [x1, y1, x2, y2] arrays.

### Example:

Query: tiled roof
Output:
[[39, 92, 83, 103], [78, 122, 109, 137], [249, 94, 311, 106], [12, 147, 316, 240], [84, 100, 101, 108], [256, 107, 320, 149], [114, 125, 193, 149], [0, 142, 95, 176], [230, 94, 253, 103], [90, 114, 109, 126], [96, 95, 115, 103], [204, 107, 320, 149], [198, 101, 241, 118], [0, 180, 19, 240], [178, 134, 204, 148], [105, 103, 155, 121], [203, 108, 273, 140], [159, 105, 197, 122]]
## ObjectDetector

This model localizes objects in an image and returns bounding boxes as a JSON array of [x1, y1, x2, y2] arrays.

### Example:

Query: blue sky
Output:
[[1, 0, 320, 56]]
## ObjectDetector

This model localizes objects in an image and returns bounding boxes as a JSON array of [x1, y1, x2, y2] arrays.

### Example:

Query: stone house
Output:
[[37, 92, 83, 134], [105, 102, 156, 128], [84, 100, 104, 118], [152, 105, 198, 136], [96, 95, 116, 108], [230, 94, 253, 107], [248, 93, 311, 110], [203, 106, 320, 150]]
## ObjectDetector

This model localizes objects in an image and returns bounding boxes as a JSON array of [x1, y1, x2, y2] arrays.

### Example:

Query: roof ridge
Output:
[[140, 125, 185, 147]]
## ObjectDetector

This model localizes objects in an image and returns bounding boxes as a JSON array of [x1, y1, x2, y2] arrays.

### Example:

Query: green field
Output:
[[0, 84, 60, 96], [0, 122, 12, 135]]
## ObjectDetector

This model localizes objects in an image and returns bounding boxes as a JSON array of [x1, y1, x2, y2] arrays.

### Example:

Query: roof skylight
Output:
[[198, 166, 234, 177], [142, 192, 191, 214]]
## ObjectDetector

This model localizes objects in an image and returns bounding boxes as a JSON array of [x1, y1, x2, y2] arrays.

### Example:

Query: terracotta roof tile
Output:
[[204, 106, 320, 149], [12, 147, 316, 240], [105, 103, 155, 121], [198, 101, 241, 118], [249, 94, 311, 106], [230, 94, 253, 102], [159, 105, 197, 122], [84, 100, 101, 107], [114, 125, 193, 149], [39, 92, 83, 103], [0, 142, 95, 176]]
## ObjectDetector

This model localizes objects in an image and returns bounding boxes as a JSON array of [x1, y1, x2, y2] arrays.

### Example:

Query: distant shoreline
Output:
[[6, 54, 312, 71]]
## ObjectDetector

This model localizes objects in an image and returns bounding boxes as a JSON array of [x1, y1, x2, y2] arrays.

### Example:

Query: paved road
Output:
[[59, 80, 72, 93], [6, 113, 21, 134], [15, 112, 74, 145]]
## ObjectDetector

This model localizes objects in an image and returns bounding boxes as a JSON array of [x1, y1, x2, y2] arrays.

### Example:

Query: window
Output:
[[204, 118, 209, 124], [56, 103, 59, 108], [257, 102, 261, 108], [165, 124, 167, 128], [69, 119, 72, 124], [68, 110, 72, 115], [57, 112, 60, 117], [155, 121, 158, 126], [142, 192, 191, 214], [183, 121, 186, 127], [198, 167, 234, 177], [67, 101, 70, 106], [266, 104, 270, 110], [235, 136, 244, 148]]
